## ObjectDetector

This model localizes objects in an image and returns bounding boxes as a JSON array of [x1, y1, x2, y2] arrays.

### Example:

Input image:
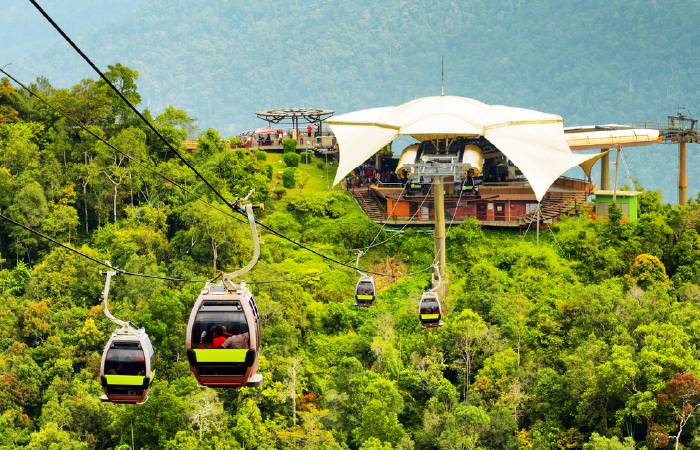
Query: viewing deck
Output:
[[349, 177, 594, 228]]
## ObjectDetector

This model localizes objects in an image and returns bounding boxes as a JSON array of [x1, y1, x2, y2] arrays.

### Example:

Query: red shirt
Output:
[[212, 336, 227, 348]]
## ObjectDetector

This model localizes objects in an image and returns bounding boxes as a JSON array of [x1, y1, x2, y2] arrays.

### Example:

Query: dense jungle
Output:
[[1, 68, 700, 449]]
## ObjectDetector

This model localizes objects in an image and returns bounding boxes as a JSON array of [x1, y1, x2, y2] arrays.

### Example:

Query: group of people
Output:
[[250, 124, 324, 147], [198, 324, 250, 349], [347, 164, 401, 188]]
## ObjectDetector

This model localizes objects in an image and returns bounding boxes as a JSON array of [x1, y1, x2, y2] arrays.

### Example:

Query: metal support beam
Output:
[[536, 203, 540, 246], [433, 177, 447, 296], [679, 141, 688, 205], [600, 148, 610, 190]]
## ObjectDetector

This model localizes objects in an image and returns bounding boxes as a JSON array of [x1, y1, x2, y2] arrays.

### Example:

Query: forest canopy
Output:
[[1, 68, 700, 449]]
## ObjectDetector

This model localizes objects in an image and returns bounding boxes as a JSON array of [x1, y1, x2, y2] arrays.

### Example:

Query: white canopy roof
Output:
[[326, 95, 600, 201]]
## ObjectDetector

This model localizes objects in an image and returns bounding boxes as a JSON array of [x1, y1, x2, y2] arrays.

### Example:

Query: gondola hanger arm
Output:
[[430, 263, 442, 293], [354, 250, 366, 277], [224, 190, 261, 284], [100, 267, 135, 331]]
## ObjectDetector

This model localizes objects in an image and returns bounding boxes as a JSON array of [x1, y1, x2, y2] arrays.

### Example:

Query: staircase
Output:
[[519, 190, 590, 226], [350, 189, 385, 221]]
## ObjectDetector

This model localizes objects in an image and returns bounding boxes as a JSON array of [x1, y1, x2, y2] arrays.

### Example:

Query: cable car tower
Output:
[[664, 112, 698, 205], [636, 110, 699, 205], [401, 139, 482, 296]]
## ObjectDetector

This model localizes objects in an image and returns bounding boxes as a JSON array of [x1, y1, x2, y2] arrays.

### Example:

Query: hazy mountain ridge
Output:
[[2, 0, 699, 199]]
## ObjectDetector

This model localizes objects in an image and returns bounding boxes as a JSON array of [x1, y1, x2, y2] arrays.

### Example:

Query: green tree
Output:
[[437, 403, 491, 450], [196, 128, 224, 159], [26, 422, 87, 450], [179, 201, 244, 272], [582, 433, 635, 449], [445, 308, 493, 399], [6, 180, 48, 260]]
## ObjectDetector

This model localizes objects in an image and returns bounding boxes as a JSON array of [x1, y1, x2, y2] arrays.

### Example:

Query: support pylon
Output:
[[679, 142, 688, 205], [613, 147, 621, 203], [600, 148, 610, 190]]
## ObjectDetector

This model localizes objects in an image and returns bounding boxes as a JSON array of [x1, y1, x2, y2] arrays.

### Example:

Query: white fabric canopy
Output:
[[326, 95, 600, 201]]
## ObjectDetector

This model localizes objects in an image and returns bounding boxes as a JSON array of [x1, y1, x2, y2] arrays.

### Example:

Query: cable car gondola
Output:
[[185, 198, 263, 388], [100, 327, 154, 404], [418, 291, 444, 328], [98, 269, 155, 404], [354, 275, 376, 307], [186, 281, 262, 387]]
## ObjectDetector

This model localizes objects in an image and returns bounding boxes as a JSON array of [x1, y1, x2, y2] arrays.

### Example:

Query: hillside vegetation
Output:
[[1, 69, 700, 449]]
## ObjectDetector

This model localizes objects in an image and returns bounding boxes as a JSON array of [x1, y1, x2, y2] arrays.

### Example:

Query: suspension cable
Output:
[[0, 67, 246, 225], [446, 180, 466, 234], [1, 206, 356, 284], [28, 0, 393, 277], [0, 210, 210, 282], [351, 180, 435, 253], [364, 184, 406, 249], [28, 0, 235, 210]]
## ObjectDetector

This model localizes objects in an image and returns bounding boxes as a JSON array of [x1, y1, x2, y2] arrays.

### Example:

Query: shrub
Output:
[[282, 168, 296, 188], [272, 185, 286, 200], [626, 253, 670, 288], [282, 138, 298, 153], [255, 150, 267, 161], [283, 152, 300, 167]]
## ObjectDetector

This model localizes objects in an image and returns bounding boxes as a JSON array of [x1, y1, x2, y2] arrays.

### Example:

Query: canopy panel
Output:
[[565, 127, 661, 150], [254, 127, 277, 134], [331, 123, 397, 185], [327, 95, 601, 201], [485, 122, 594, 200]]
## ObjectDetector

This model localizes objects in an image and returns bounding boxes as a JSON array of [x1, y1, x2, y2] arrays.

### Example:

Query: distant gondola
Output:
[[100, 328, 154, 404], [186, 281, 263, 388], [418, 291, 444, 328], [354, 275, 376, 307]]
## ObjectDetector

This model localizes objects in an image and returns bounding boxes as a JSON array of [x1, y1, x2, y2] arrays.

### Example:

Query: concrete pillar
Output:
[[600, 148, 610, 190], [679, 142, 688, 205], [433, 177, 447, 296]]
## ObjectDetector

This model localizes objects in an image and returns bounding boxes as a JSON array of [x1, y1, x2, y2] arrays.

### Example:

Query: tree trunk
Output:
[[211, 239, 218, 272], [82, 180, 89, 234], [291, 372, 297, 426], [82, 152, 90, 234], [288, 358, 301, 426], [129, 172, 134, 207], [113, 185, 118, 222]]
